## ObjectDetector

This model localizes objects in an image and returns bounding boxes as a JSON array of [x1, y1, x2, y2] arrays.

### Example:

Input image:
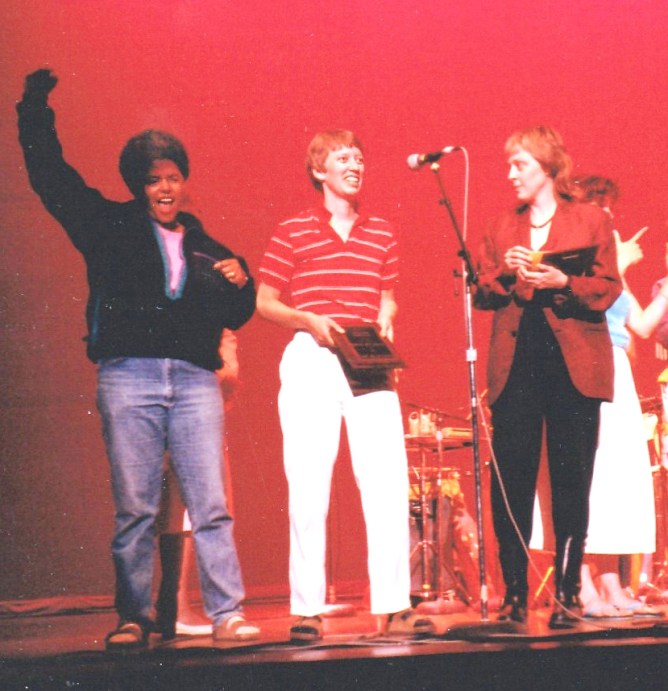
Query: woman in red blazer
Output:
[[474, 126, 621, 629]]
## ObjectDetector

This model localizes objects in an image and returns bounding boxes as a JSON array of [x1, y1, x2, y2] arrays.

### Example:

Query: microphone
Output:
[[406, 146, 461, 170]]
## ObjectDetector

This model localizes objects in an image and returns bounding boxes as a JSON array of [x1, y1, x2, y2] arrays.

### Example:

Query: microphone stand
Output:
[[425, 161, 494, 625]]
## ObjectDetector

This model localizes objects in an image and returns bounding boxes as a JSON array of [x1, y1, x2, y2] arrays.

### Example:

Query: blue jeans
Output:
[[97, 357, 245, 627]]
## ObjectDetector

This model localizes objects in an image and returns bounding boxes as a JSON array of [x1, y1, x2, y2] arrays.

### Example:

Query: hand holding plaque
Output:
[[529, 245, 598, 277], [330, 324, 406, 372]]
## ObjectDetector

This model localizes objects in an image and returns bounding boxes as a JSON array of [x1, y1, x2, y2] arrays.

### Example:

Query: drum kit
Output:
[[404, 404, 495, 611]]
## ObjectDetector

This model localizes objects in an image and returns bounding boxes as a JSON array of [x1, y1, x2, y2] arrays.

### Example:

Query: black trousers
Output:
[[490, 304, 601, 601]]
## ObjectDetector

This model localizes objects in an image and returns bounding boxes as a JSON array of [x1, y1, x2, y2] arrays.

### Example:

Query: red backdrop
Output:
[[2, 0, 668, 601]]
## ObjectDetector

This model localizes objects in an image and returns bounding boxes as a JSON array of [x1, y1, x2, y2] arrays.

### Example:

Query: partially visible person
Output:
[[474, 126, 622, 628], [256, 130, 434, 642], [651, 239, 668, 468], [156, 329, 241, 638], [572, 176, 663, 617], [17, 69, 259, 650]]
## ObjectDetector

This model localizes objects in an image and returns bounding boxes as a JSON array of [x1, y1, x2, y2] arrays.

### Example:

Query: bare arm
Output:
[[256, 282, 344, 347], [614, 226, 668, 338], [377, 289, 397, 341], [625, 236, 668, 338], [626, 287, 668, 339]]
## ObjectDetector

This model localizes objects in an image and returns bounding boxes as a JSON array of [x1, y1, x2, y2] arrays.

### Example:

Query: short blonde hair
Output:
[[505, 125, 573, 199], [306, 130, 364, 192]]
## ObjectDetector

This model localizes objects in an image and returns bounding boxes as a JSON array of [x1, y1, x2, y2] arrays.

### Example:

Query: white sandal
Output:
[[212, 614, 260, 641]]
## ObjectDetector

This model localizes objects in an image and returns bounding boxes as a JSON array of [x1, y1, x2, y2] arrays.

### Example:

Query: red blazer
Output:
[[474, 200, 622, 405]]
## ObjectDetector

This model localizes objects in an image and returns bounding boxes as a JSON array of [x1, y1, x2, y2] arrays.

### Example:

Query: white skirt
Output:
[[585, 346, 656, 554]]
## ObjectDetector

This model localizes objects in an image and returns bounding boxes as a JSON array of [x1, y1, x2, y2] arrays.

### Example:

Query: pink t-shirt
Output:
[[155, 224, 185, 295]]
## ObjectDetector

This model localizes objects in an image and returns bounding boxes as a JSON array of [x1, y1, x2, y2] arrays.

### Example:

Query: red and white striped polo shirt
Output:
[[258, 207, 399, 324]]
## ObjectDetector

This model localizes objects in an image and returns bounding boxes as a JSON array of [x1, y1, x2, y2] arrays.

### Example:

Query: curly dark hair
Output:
[[119, 130, 189, 199], [572, 175, 620, 208]]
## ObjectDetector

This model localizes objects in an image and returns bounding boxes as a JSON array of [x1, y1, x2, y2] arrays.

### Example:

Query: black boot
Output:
[[498, 593, 527, 624], [156, 533, 184, 640], [549, 536, 584, 630], [548, 592, 583, 629], [496, 546, 528, 625]]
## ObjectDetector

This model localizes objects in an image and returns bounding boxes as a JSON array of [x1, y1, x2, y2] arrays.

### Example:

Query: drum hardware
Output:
[[405, 427, 473, 452], [407, 432, 473, 613], [633, 403, 668, 602], [649, 412, 668, 592], [406, 401, 471, 423], [409, 447, 441, 606], [406, 402, 473, 438], [640, 463, 668, 602]]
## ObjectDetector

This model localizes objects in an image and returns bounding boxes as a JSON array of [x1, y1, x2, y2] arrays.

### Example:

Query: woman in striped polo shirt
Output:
[[257, 130, 435, 643]]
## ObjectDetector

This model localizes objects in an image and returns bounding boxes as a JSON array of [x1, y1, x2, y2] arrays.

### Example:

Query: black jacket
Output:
[[17, 96, 255, 371]]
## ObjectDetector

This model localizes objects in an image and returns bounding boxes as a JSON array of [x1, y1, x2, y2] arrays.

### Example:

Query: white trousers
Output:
[[278, 332, 411, 615]]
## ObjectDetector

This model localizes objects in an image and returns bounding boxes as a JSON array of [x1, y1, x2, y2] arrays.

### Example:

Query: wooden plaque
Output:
[[331, 324, 406, 371]]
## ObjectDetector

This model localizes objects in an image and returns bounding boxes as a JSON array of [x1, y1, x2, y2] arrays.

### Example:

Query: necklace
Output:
[[530, 213, 555, 229]]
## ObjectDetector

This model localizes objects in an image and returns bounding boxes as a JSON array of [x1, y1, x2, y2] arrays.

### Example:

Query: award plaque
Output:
[[530, 245, 598, 276], [331, 324, 406, 371]]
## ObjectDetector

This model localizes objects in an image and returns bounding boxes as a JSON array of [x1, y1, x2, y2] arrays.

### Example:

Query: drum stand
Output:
[[410, 435, 470, 613], [409, 445, 437, 603], [650, 408, 668, 593], [641, 463, 668, 600], [635, 403, 668, 601]]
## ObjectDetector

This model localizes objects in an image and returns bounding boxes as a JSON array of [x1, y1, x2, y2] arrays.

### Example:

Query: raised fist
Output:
[[23, 69, 58, 101]]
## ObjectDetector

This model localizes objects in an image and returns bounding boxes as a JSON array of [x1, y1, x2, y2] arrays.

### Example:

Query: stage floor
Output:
[[2, 599, 668, 690]]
